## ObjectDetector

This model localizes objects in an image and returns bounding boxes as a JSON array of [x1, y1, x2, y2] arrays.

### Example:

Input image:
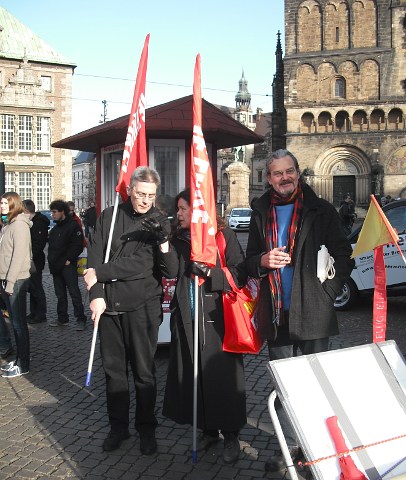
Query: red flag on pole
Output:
[[190, 54, 217, 267], [115, 34, 150, 202], [351, 195, 401, 343]]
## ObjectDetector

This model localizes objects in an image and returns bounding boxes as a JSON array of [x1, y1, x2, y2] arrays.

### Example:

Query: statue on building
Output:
[[234, 146, 245, 163]]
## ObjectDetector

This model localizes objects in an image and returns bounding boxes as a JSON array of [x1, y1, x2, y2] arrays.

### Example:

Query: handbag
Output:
[[217, 231, 262, 354]]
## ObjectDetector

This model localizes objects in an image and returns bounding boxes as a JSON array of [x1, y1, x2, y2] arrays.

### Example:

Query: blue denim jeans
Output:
[[0, 278, 30, 371]]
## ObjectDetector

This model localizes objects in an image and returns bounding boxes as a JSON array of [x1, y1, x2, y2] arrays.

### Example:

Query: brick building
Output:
[[0, 7, 76, 207], [282, 0, 406, 207]]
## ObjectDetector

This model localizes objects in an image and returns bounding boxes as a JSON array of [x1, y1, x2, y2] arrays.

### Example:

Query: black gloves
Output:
[[188, 261, 211, 278], [141, 217, 169, 245]]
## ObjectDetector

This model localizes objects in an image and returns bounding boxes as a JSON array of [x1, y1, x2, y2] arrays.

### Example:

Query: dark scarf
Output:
[[265, 181, 303, 326]]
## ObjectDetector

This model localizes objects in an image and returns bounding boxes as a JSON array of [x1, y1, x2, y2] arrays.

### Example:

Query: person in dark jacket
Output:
[[339, 193, 356, 236], [67, 201, 87, 248], [162, 189, 247, 464], [245, 149, 354, 472], [84, 201, 97, 238], [84, 166, 176, 455], [23, 200, 49, 324], [48, 200, 87, 331]]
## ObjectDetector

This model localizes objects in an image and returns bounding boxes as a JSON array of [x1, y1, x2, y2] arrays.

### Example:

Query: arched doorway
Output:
[[313, 146, 371, 206]]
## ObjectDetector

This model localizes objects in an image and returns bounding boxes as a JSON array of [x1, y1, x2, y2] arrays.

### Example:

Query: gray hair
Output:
[[129, 166, 161, 188], [266, 149, 300, 173]]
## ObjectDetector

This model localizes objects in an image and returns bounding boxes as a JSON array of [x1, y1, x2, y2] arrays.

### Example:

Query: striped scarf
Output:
[[266, 182, 303, 326]]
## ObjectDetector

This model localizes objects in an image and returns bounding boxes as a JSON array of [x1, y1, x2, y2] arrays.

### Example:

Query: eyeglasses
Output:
[[268, 167, 297, 179], [133, 192, 156, 201]]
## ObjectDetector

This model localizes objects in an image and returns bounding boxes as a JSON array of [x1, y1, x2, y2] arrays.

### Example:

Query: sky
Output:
[[1, 0, 285, 136]]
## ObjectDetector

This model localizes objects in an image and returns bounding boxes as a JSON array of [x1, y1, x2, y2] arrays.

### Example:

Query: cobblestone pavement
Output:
[[0, 273, 405, 480]]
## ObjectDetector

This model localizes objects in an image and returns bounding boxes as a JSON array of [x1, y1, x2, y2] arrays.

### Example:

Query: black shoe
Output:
[[28, 317, 47, 325], [223, 433, 240, 464], [265, 447, 302, 472], [193, 430, 220, 452], [75, 320, 87, 331], [139, 429, 157, 455], [0, 346, 15, 359], [49, 320, 69, 327], [102, 430, 130, 452]]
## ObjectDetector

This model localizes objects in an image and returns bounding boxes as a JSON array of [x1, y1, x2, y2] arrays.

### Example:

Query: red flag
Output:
[[190, 54, 217, 267], [351, 195, 400, 343], [115, 34, 150, 201], [373, 246, 387, 342]]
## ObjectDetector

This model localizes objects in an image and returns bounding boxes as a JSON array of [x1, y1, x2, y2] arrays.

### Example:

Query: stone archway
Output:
[[312, 146, 371, 206]]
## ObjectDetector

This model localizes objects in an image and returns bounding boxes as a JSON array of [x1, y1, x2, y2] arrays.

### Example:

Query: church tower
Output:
[[272, 31, 287, 150], [283, 0, 406, 205]]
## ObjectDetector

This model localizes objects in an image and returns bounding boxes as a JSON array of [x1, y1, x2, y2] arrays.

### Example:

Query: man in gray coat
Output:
[[245, 149, 354, 472]]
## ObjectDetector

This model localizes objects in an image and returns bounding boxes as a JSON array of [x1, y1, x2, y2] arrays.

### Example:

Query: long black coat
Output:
[[163, 227, 247, 432], [245, 183, 355, 344]]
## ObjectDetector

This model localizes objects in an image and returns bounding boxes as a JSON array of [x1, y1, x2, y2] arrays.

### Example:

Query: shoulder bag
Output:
[[217, 231, 262, 354]]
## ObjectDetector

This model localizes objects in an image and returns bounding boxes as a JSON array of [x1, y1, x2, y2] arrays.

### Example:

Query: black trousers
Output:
[[99, 298, 162, 433], [29, 270, 47, 320], [52, 264, 86, 323]]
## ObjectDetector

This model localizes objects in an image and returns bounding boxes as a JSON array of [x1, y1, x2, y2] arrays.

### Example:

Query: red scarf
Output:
[[266, 182, 303, 326]]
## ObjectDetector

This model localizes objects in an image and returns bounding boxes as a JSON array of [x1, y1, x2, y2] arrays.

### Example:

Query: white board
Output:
[[268, 341, 406, 480]]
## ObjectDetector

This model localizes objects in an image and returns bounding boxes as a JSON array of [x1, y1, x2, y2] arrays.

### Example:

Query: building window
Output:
[[40, 76, 52, 92], [37, 173, 51, 210], [19, 115, 32, 151], [257, 170, 263, 183], [19, 172, 33, 199], [153, 146, 179, 196], [5, 171, 14, 191], [1, 114, 14, 150], [37, 117, 50, 152], [336, 27, 339, 43], [335, 78, 346, 98]]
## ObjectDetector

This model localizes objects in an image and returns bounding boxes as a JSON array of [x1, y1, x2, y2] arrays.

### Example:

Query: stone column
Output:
[[226, 161, 250, 210]]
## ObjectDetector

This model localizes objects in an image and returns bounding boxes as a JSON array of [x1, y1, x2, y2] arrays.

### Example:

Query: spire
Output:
[[235, 69, 251, 110], [275, 30, 284, 81]]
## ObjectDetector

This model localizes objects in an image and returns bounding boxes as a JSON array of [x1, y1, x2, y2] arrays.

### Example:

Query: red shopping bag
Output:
[[217, 231, 262, 354]]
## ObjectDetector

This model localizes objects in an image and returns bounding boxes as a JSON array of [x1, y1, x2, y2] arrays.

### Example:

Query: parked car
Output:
[[227, 207, 252, 231], [334, 199, 406, 310]]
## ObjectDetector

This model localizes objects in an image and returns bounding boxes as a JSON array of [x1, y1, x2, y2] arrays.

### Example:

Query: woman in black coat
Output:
[[163, 189, 247, 464]]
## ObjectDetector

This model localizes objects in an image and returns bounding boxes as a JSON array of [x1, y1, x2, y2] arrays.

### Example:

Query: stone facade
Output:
[[0, 7, 75, 208], [283, 0, 406, 206]]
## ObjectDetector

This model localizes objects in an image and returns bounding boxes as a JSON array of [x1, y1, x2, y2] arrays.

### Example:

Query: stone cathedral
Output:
[[280, 0, 406, 206]]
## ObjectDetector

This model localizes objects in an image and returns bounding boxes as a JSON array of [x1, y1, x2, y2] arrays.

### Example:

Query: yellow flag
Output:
[[351, 195, 399, 258]]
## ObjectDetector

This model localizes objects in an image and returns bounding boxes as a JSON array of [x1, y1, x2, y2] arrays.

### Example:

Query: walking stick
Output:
[[85, 193, 120, 387], [192, 275, 199, 463]]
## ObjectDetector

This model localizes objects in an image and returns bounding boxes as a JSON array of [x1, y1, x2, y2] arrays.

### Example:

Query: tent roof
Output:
[[53, 95, 264, 152]]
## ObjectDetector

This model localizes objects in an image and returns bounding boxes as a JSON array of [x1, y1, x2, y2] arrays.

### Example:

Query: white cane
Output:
[[192, 274, 199, 463], [85, 192, 120, 387]]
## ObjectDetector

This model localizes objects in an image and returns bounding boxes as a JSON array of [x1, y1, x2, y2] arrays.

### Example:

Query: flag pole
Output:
[[190, 53, 218, 461], [192, 275, 199, 463], [85, 192, 120, 386]]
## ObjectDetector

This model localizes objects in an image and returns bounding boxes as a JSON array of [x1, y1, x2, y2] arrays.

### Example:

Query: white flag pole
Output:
[[192, 274, 199, 463], [85, 191, 120, 386]]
